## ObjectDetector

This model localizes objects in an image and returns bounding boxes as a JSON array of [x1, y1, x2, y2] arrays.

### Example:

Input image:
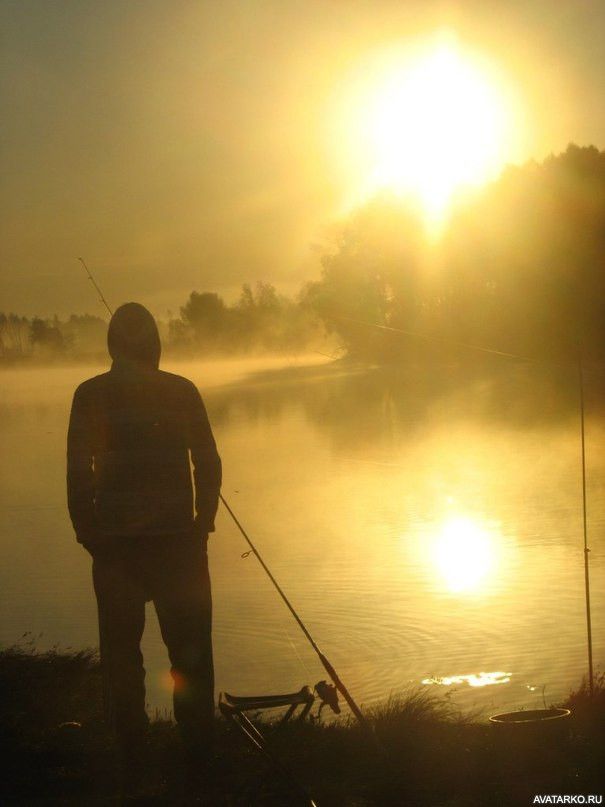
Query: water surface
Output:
[[1, 356, 603, 719]]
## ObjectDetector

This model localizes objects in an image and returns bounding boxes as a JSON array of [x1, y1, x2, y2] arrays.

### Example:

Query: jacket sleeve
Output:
[[66, 384, 97, 543], [188, 384, 222, 534]]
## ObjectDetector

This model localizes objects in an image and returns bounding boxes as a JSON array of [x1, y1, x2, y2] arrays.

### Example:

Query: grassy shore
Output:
[[1, 646, 603, 805]]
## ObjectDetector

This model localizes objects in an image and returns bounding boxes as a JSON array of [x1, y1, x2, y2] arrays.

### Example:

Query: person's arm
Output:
[[66, 384, 98, 550], [188, 383, 222, 536]]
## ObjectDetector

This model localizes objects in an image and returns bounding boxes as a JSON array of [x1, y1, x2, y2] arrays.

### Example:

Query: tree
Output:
[[30, 317, 65, 354], [64, 314, 106, 355], [443, 143, 605, 359], [310, 145, 605, 362], [180, 291, 228, 348], [308, 194, 424, 358]]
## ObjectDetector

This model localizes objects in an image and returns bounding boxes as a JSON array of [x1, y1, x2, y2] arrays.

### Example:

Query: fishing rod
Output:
[[342, 311, 596, 696], [577, 349, 594, 696], [77, 257, 113, 318], [76, 257, 374, 734], [219, 494, 371, 730]]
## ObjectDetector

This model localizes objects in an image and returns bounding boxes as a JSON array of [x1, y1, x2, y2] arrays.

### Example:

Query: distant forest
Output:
[[0, 283, 323, 363], [3, 144, 605, 366]]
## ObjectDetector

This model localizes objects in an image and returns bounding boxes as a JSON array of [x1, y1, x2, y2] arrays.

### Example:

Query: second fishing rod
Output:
[[77, 257, 372, 735]]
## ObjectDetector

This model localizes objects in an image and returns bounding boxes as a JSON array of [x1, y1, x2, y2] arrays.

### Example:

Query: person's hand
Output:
[[190, 521, 210, 546], [77, 528, 104, 557]]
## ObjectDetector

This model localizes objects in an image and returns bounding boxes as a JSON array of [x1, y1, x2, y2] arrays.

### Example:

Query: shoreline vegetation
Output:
[[1, 646, 603, 805], [3, 145, 605, 370]]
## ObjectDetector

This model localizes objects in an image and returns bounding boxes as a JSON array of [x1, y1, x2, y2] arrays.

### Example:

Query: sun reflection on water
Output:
[[422, 671, 512, 688], [431, 516, 500, 594]]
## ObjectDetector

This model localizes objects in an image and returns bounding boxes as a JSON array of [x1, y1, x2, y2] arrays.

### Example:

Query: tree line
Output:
[[308, 143, 605, 364], [0, 283, 323, 361], [3, 144, 605, 366]]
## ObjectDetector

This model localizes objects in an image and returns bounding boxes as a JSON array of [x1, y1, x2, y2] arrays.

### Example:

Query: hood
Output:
[[107, 302, 161, 369]]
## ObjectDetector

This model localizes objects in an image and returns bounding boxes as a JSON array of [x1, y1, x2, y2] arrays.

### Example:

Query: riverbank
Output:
[[1, 646, 603, 805]]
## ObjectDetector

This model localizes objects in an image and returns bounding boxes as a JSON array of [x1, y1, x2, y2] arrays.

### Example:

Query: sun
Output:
[[349, 37, 517, 227]]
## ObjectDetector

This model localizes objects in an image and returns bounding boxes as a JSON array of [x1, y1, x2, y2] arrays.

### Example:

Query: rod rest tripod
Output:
[[219, 680, 339, 725], [218, 681, 340, 807]]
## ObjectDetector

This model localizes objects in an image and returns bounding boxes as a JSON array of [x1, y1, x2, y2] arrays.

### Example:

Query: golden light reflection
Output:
[[432, 516, 498, 593], [422, 671, 512, 688]]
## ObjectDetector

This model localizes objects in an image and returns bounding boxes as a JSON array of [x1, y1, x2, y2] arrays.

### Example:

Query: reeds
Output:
[[1, 646, 603, 805]]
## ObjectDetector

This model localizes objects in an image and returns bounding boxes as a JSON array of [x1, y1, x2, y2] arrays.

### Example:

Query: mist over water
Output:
[[1, 357, 603, 718]]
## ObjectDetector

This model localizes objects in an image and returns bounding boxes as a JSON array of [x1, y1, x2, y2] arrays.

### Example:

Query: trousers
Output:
[[92, 534, 214, 751]]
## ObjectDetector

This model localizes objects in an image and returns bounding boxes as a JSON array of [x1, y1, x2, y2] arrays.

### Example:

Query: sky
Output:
[[2, 0, 605, 318]]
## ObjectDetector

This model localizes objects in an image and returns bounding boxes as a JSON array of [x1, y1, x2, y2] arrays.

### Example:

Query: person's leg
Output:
[[152, 535, 214, 755], [92, 546, 148, 752]]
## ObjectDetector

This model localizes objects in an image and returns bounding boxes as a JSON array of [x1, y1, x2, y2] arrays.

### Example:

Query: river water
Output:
[[1, 356, 603, 719]]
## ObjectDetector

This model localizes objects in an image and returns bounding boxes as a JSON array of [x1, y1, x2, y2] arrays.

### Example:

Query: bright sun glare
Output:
[[432, 517, 497, 594], [361, 38, 513, 225]]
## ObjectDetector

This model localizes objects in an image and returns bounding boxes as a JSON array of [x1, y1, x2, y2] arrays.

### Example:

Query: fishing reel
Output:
[[314, 680, 340, 717]]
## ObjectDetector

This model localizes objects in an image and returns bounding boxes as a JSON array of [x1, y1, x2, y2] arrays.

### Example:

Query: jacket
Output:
[[67, 303, 221, 542]]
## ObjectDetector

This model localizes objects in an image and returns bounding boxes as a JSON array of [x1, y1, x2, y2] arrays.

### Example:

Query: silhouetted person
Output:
[[67, 302, 221, 779]]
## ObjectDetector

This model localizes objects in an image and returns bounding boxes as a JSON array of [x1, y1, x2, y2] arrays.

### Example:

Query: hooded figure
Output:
[[107, 301, 161, 368], [67, 302, 221, 781]]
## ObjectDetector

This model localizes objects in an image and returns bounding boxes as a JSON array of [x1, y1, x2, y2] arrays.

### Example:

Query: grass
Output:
[[1, 646, 603, 805]]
